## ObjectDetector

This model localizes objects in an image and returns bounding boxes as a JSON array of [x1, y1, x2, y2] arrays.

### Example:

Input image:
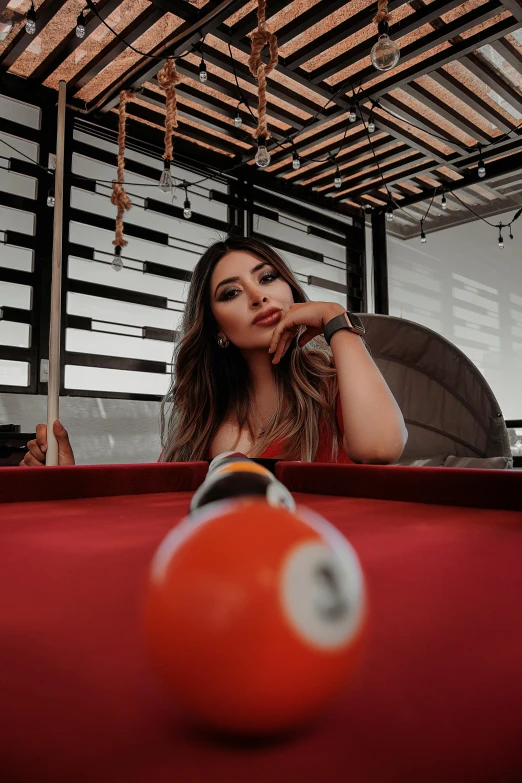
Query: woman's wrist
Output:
[[321, 303, 345, 328]]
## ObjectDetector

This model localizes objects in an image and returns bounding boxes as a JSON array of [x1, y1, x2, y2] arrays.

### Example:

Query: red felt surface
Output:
[[1, 478, 522, 783]]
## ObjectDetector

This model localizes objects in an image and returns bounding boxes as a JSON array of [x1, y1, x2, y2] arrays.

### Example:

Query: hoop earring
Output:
[[217, 335, 229, 349]]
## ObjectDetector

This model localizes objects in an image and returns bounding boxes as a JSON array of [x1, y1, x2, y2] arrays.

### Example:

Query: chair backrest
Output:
[[355, 313, 512, 468]]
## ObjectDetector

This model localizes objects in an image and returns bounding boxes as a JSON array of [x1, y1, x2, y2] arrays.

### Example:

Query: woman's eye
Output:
[[220, 272, 279, 301], [261, 273, 278, 283]]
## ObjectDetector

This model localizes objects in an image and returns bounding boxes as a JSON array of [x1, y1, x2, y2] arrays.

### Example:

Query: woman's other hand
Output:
[[21, 421, 76, 466]]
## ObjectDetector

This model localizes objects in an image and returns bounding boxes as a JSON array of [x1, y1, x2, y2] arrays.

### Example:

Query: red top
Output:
[[256, 393, 353, 464], [160, 395, 353, 464]]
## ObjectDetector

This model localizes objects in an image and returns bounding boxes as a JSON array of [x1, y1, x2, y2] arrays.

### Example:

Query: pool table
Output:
[[1, 461, 521, 783]]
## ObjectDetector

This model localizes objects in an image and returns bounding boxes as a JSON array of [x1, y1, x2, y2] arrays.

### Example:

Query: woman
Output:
[[21, 236, 407, 466]]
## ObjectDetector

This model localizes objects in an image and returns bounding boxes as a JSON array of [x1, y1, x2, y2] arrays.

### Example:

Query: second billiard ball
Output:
[[190, 460, 295, 513]]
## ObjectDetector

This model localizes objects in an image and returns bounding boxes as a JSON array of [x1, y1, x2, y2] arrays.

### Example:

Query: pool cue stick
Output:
[[46, 80, 67, 467]]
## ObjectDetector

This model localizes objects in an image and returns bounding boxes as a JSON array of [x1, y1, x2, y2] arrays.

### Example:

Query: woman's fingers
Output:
[[53, 420, 76, 465], [26, 438, 46, 463], [21, 451, 44, 467], [35, 423, 48, 454]]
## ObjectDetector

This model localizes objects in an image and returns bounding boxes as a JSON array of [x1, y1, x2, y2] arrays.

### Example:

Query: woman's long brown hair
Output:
[[159, 235, 341, 462]]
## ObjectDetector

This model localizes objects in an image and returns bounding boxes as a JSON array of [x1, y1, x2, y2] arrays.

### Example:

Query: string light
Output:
[[349, 103, 357, 123], [334, 167, 342, 188], [76, 9, 86, 39], [420, 220, 427, 244], [255, 138, 271, 169], [477, 146, 486, 178], [371, 19, 400, 72], [441, 192, 447, 209], [183, 185, 192, 219], [498, 224, 504, 249], [47, 185, 55, 207], [159, 159, 173, 192], [386, 203, 394, 222], [292, 150, 301, 170], [25, 1, 36, 34], [234, 109, 243, 129], [368, 113, 376, 133], [111, 245, 124, 272], [199, 58, 208, 83]]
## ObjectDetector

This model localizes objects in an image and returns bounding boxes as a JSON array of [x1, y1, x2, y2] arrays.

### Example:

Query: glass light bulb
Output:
[[47, 191, 55, 207], [76, 23, 86, 39], [183, 199, 192, 219], [159, 162, 173, 193], [371, 34, 400, 71], [478, 163, 486, 178], [292, 153, 301, 170], [386, 211, 394, 222], [25, 18, 36, 34], [112, 249, 123, 272], [334, 175, 342, 189], [349, 108, 356, 123], [421, 234, 427, 244], [234, 113, 242, 129], [498, 236, 504, 248], [441, 195, 447, 209], [255, 143, 271, 169], [368, 118, 375, 133], [199, 61, 207, 83], [0, 20, 14, 41]]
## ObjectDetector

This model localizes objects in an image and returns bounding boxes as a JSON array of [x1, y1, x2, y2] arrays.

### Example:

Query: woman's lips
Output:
[[253, 310, 282, 327]]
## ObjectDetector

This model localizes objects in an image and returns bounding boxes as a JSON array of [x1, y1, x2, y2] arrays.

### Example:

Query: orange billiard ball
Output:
[[144, 498, 367, 737]]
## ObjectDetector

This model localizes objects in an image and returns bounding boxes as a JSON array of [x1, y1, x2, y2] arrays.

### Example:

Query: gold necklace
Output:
[[249, 397, 278, 437]]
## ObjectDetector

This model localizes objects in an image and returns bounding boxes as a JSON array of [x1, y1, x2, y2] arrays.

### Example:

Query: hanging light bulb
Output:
[[420, 221, 427, 244], [441, 192, 447, 210], [112, 246, 124, 272], [371, 19, 400, 71], [368, 114, 376, 133], [234, 111, 242, 129], [498, 224, 504, 249], [159, 159, 173, 193], [386, 205, 394, 222], [292, 150, 301, 170], [334, 167, 342, 189], [25, 1, 36, 34], [477, 156, 486, 178], [349, 103, 357, 123], [509, 230, 514, 240], [76, 9, 86, 39], [183, 192, 192, 220], [255, 138, 271, 169], [47, 185, 55, 207], [199, 59, 207, 83]]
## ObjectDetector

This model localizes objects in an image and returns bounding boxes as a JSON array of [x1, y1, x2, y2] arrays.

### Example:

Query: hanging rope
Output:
[[247, 0, 278, 141], [157, 56, 182, 161], [111, 90, 132, 249], [374, 0, 390, 25]]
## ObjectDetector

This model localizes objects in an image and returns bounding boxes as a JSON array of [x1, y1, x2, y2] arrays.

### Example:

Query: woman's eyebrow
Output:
[[214, 262, 268, 297]]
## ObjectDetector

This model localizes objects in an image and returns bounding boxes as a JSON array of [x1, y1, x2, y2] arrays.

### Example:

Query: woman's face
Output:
[[210, 251, 294, 349]]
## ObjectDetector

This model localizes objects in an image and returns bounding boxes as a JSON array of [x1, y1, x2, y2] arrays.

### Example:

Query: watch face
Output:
[[346, 313, 366, 334]]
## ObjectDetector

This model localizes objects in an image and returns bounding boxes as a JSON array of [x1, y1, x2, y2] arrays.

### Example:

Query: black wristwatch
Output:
[[323, 311, 366, 346]]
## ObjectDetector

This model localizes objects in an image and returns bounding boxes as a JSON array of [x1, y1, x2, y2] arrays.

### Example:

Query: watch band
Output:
[[323, 311, 366, 346]]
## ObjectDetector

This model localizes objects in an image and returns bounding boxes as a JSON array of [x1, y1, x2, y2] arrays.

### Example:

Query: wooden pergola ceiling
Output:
[[1, 0, 521, 238]]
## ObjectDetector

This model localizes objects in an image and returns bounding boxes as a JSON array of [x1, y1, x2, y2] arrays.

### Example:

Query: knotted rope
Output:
[[247, 0, 278, 141], [374, 0, 390, 25], [112, 90, 132, 250], [157, 56, 182, 161]]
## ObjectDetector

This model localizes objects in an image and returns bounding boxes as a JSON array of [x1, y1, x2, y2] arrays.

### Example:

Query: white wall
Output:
[[386, 213, 522, 420]]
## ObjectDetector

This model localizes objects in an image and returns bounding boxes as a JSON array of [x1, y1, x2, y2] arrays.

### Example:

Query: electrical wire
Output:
[[84, 0, 195, 62], [0, 136, 51, 174]]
